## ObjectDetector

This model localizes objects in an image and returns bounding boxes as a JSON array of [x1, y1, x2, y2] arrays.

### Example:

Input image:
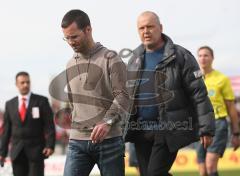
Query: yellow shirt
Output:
[[204, 70, 235, 119]]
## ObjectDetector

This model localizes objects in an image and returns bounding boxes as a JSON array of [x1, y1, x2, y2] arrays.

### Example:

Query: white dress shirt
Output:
[[18, 92, 31, 111]]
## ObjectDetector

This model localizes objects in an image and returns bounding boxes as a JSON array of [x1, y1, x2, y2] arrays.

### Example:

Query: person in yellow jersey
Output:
[[196, 46, 240, 176]]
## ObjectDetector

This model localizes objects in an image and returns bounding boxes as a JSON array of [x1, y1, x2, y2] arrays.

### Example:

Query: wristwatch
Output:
[[104, 118, 114, 126]]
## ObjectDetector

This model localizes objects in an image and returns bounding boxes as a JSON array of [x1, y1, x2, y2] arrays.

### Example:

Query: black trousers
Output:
[[134, 131, 178, 176], [12, 149, 44, 176]]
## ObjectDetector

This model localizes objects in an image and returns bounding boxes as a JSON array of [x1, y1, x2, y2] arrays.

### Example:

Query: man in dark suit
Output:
[[0, 71, 55, 176]]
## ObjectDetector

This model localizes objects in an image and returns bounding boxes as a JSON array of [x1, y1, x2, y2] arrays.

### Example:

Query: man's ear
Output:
[[160, 24, 163, 33], [84, 26, 91, 33]]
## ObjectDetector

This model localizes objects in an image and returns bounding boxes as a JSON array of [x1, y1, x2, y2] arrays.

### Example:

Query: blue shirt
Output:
[[137, 47, 164, 121]]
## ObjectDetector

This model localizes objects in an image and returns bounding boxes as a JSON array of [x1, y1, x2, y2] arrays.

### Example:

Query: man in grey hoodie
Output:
[[61, 9, 128, 176]]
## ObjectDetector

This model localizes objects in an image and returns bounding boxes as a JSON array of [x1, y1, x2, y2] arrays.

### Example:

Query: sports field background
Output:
[[126, 170, 240, 176], [124, 148, 240, 176], [0, 148, 239, 175]]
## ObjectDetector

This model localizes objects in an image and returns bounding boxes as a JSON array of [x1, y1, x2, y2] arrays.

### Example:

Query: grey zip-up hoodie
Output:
[[66, 42, 129, 140]]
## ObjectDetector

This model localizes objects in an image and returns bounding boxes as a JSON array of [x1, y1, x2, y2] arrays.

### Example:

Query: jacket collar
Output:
[[18, 92, 32, 108], [162, 33, 175, 59], [14, 93, 36, 126]]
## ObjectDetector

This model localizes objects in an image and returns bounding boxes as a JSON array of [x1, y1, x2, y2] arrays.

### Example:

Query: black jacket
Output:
[[0, 93, 55, 161], [124, 34, 215, 152]]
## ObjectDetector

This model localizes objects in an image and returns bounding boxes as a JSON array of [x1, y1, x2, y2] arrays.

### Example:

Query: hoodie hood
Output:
[[74, 42, 105, 60]]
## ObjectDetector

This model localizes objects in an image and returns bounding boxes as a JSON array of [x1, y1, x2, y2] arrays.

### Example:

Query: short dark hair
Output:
[[61, 9, 91, 30], [198, 46, 214, 58], [16, 71, 29, 81]]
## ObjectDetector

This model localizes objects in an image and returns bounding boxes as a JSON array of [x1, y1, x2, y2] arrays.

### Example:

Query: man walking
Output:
[[61, 9, 128, 176], [0, 71, 55, 176], [124, 11, 215, 176], [196, 46, 240, 176]]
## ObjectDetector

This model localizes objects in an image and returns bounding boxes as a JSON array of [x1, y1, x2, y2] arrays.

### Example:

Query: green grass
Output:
[[172, 170, 240, 176], [126, 170, 240, 176]]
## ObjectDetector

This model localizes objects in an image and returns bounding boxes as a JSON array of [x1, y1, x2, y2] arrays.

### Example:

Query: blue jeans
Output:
[[63, 136, 125, 176]]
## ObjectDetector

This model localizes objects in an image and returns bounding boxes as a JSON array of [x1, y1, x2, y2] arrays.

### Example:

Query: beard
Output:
[[20, 88, 30, 95], [72, 40, 90, 55]]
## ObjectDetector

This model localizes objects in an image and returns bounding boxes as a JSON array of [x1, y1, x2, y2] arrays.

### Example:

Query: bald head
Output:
[[137, 11, 161, 26], [137, 11, 163, 51]]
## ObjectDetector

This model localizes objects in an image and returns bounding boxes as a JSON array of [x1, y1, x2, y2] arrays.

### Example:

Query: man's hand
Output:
[[231, 135, 240, 151], [0, 156, 5, 167], [90, 122, 111, 143], [200, 135, 213, 149], [42, 148, 54, 158]]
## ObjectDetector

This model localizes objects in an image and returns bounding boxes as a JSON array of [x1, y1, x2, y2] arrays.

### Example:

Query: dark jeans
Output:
[[63, 136, 125, 176], [134, 131, 178, 176], [129, 142, 139, 167]]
